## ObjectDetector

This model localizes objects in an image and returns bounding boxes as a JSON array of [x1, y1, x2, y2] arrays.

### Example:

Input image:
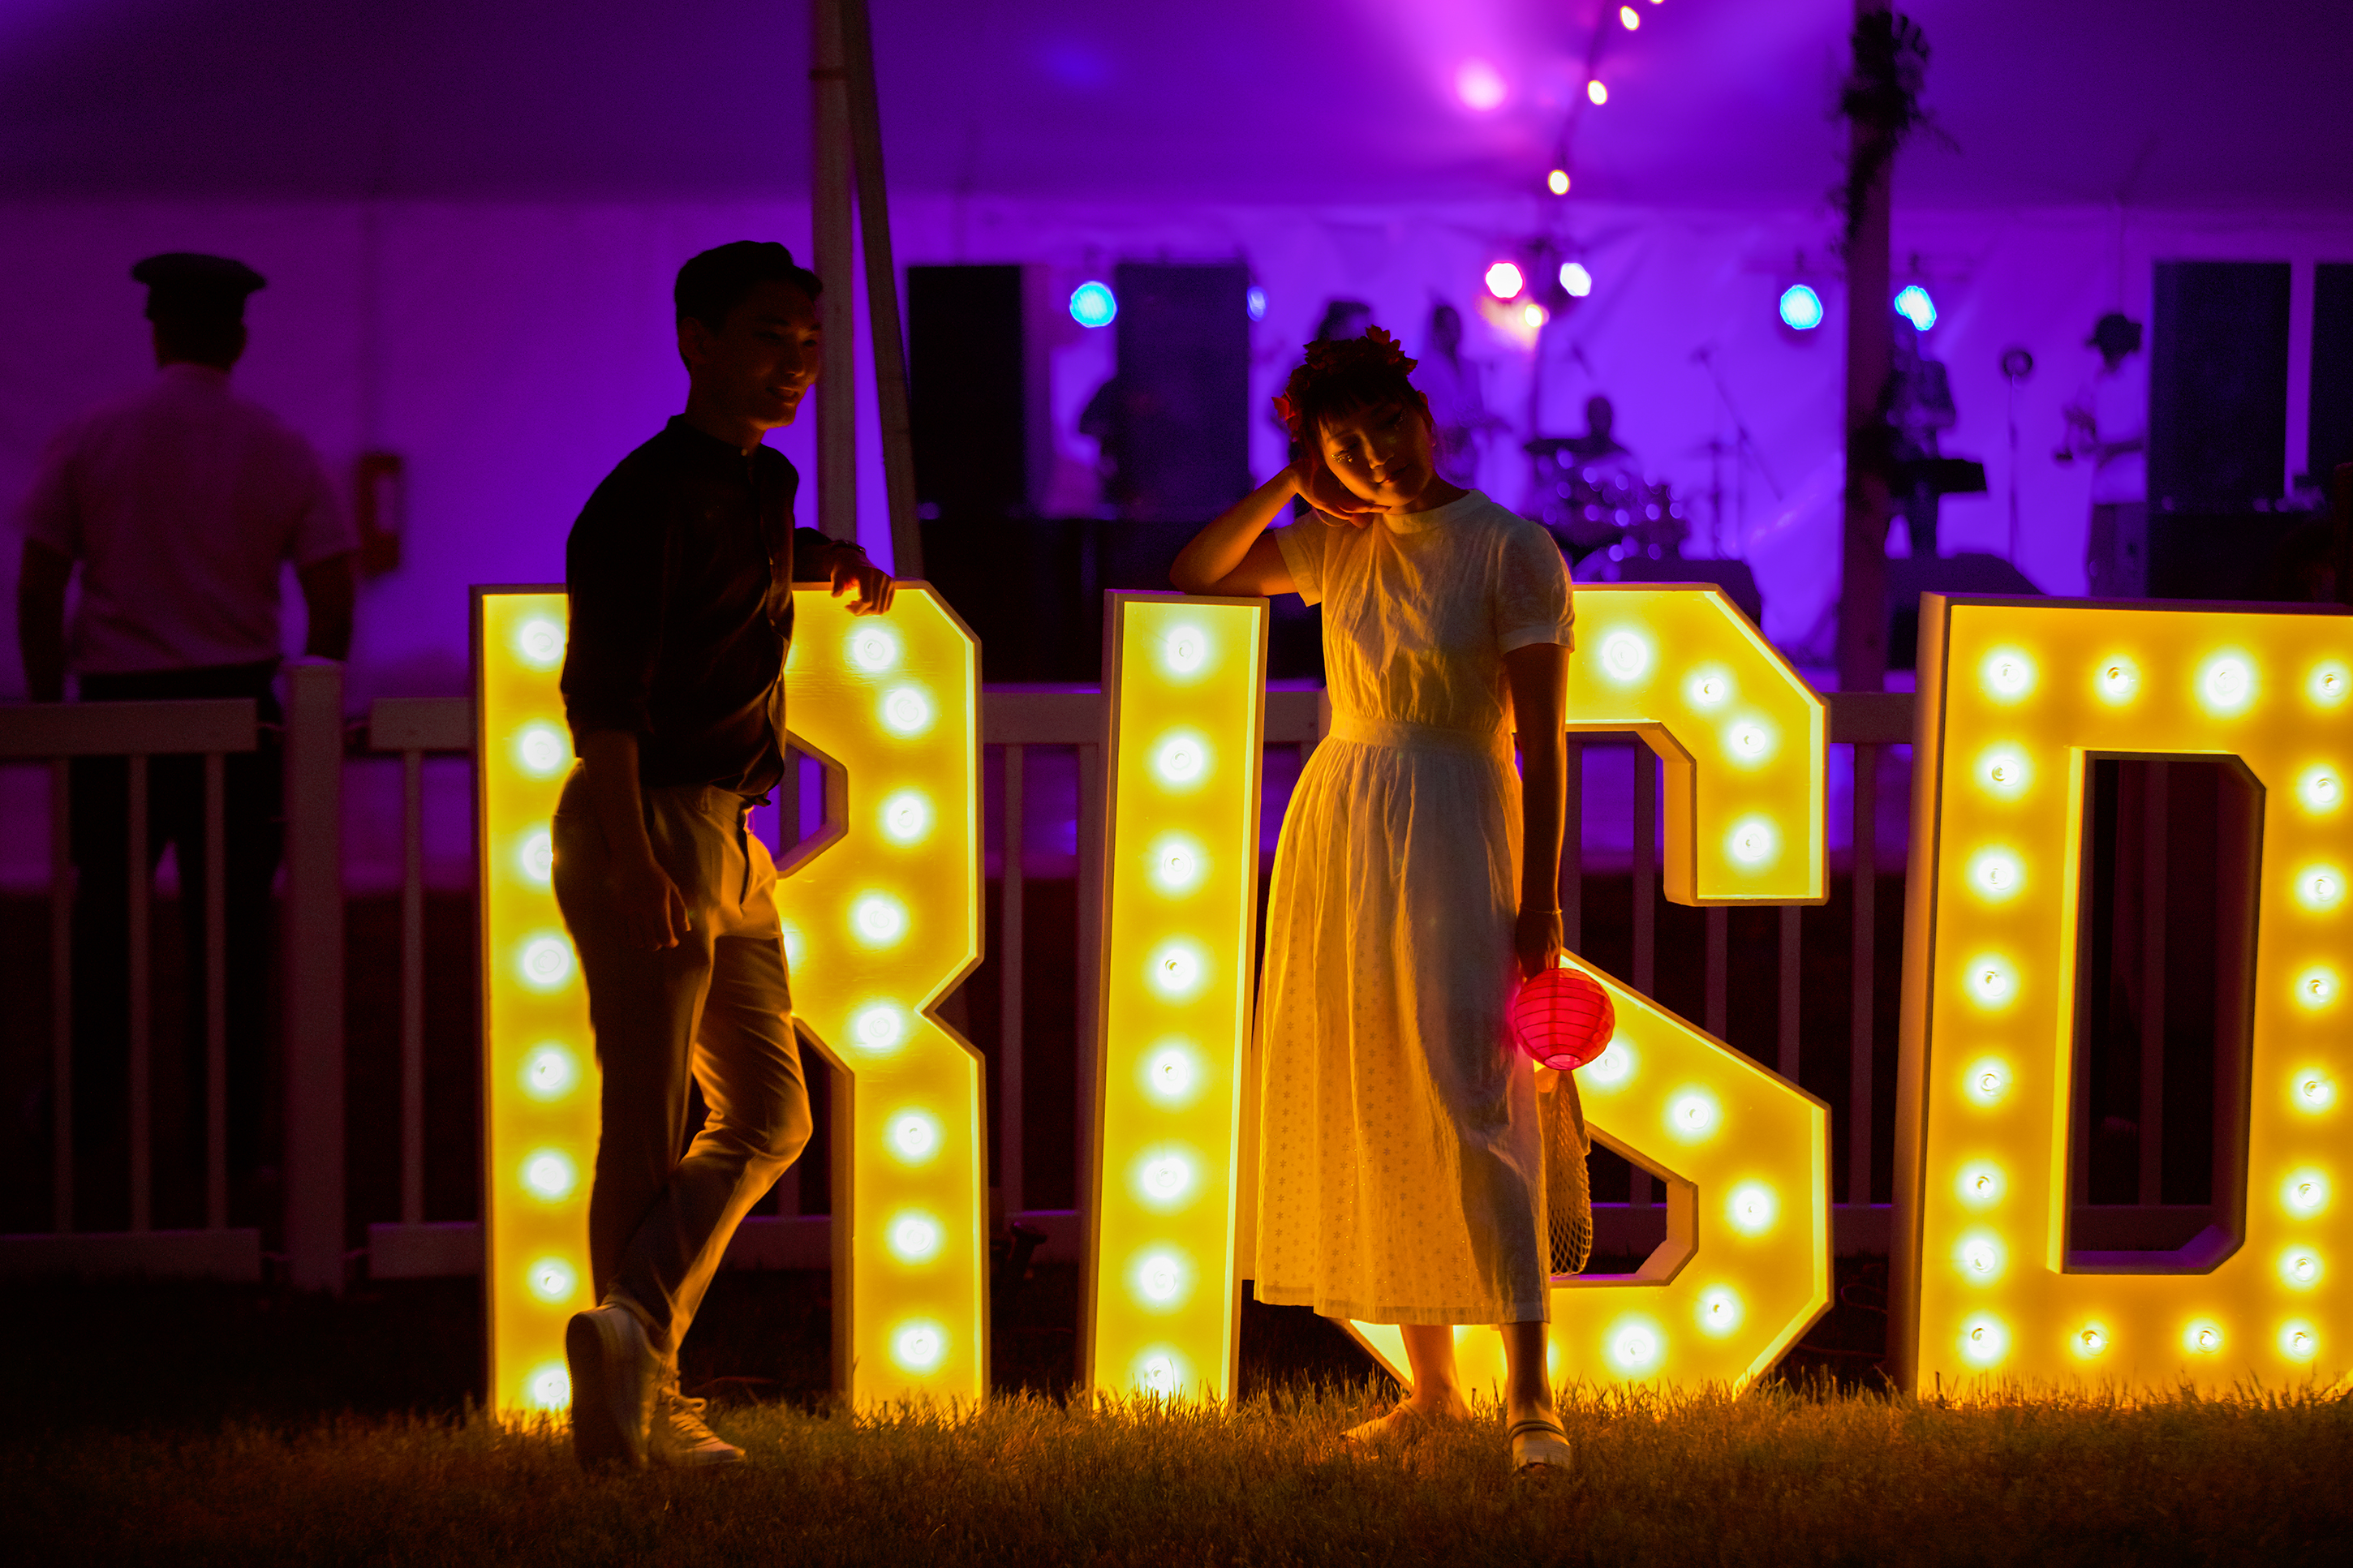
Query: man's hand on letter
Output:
[[827, 543, 896, 615]]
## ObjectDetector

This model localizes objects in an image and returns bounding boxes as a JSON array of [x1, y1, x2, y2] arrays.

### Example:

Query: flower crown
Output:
[[1271, 326, 1423, 440]]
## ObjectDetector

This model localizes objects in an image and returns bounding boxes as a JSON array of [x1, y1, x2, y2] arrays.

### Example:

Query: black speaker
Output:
[[2310, 262, 2353, 489], [908, 264, 1030, 522], [2149, 260, 2290, 512], [1105, 261, 1250, 524]]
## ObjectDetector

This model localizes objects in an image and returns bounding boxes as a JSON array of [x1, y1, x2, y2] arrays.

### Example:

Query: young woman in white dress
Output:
[[1171, 331, 1578, 1472]]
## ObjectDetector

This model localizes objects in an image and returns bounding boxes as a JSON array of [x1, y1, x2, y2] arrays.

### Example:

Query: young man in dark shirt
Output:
[[555, 241, 892, 1469]]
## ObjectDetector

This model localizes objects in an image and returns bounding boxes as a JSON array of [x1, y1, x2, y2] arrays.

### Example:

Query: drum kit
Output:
[[1524, 439, 1694, 565]]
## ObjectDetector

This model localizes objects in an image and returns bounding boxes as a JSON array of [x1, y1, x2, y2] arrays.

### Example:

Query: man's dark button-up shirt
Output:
[[561, 417, 834, 795]]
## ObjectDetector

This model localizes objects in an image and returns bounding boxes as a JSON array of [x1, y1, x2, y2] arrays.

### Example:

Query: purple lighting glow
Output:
[[1455, 58, 1507, 111]]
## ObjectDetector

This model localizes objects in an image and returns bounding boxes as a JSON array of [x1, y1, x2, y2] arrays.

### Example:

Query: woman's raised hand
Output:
[[1293, 450, 1383, 527]]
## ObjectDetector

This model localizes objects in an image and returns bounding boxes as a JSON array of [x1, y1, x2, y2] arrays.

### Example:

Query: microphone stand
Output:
[[1691, 344, 1783, 554]]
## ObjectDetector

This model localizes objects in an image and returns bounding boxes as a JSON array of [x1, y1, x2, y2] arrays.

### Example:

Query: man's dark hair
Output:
[[1273, 328, 1432, 446], [674, 241, 822, 332]]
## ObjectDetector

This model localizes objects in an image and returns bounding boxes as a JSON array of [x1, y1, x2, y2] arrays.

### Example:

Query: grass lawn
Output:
[[7, 1274, 2349, 1564]]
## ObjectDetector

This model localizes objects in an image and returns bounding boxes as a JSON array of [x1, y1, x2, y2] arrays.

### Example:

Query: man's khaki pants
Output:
[[552, 771, 812, 1364]]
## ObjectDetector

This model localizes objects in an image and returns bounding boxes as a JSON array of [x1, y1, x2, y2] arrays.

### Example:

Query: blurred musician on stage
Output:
[[2059, 312, 2149, 595], [1888, 316, 1958, 556], [1416, 303, 1507, 488]]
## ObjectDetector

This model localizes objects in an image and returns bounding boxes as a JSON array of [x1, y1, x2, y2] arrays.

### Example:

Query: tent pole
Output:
[[811, 0, 858, 546], [1837, 0, 1894, 693], [839, 0, 924, 578]]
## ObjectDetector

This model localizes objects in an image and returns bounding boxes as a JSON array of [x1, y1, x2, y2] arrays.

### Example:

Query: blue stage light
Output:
[[1895, 284, 1937, 331], [1246, 286, 1267, 322], [1070, 281, 1117, 329], [1779, 284, 1824, 331]]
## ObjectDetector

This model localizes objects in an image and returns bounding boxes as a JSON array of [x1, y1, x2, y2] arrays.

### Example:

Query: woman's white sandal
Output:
[[1508, 1415, 1572, 1474]]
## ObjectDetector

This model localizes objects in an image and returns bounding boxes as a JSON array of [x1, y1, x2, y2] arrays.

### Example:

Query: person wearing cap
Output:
[[15, 252, 356, 1222], [554, 241, 890, 1470], [2060, 311, 2149, 595]]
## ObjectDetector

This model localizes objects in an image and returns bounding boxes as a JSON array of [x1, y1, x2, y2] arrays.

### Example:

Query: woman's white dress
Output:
[[1254, 490, 1575, 1326]]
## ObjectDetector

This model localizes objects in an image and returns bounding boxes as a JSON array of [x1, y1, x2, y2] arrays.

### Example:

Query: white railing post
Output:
[[282, 659, 346, 1294]]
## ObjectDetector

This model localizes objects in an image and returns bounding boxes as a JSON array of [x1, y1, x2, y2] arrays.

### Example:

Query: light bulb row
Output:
[[1959, 1313, 2322, 1368], [1977, 647, 2352, 717]]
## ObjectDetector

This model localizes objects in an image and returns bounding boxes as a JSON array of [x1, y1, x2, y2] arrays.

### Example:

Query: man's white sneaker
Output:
[[649, 1384, 745, 1467], [566, 1304, 657, 1469]]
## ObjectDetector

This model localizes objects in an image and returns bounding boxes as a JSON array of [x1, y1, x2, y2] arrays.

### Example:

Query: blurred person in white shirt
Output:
[[2060, 312, 2149, 595]]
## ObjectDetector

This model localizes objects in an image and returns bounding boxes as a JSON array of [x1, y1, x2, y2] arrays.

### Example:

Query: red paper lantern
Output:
[[1510, 965, 1615, 1072]]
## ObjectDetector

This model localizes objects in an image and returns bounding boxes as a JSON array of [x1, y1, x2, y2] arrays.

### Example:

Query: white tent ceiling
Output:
[[2, 0, 2347, 210]]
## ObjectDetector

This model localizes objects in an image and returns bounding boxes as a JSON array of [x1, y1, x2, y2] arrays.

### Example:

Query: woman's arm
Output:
[[1169, 469, 1301, 596], [1504, 642, 1569, 979]]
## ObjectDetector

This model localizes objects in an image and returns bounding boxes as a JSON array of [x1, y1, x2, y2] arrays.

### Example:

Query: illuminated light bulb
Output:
[[2308, 662, 2349, 707], [880, 685, 934, 736], [1149, 941, 1206, 998], [1484, 260, 1526, 299], [2199, 654, 2255, 714], [514, 616, 566, 671], [1586, 79, 1609, 106], [1964, 1059, 2010, 1107], [1142, 1042, 1201, 1105], [1598, 629, 1651, 681], [1966, 956, 2018, 1009], [1069, 281, 1116, 329], [1456, 58, 1507, 112], [1521, 301, 1550, 331], [2279, 1248, 2321, 1288], [1980, 649, 2034, 700], [1697, 1287, 1741, 1335], [851, 893, 910, 947], [2094, 656, 2140, 704], [1620, 5, 1641, 28], [888, 1110, 940, 1164], [2298, 766, 2342, 814], [1154, 732, 1207, 786], [1161, 625, 1210, 676], [2073, 1325, 2109, 1359], [1135, 1350, 1185, 1397], [1137, 1150, 1197, 1208], [1133, 1250, 1187, 1307], [1959, 1314, 2008, 1367], [1546, 168, 1571, 195], [781, 921, 806, 973], [514, 723, 568, 778], [888, 1211, 943, 1262], [892, 1321, 946, 1373], [1608, 1319, 1661, 1373], [523, 1045, 579, 1101], [1956, 1162, 2004, 1208], [522, 1149, 576, 1201], [880, 790, 932, 844], [1726, 1182, 1777, 1235], [846, 626, 900, 672], [2294, 965, 2339, 1011], [527, 1257, 577, 1303], [1969, 848, 2023, 900], [2295, 1072, 2336, 1111], [1727, 719, 1774, 763], [1687, 668, 1733, 707], [852, 1003, 907, 1053], [527, 1363, 572, 1409], [515, 829, 553, 887], [1667, 1090, 1720, 1140], [1727, 816, 1778, 866], [1978, 748, 2031, 800], [1584, 1035, 1635, 1088], [2282, 1170, 2329, 1216], [2183, 1321, 2223, 1355], [518, 935, 575, 991], [1777, 284, 1824, 332], [1559, 262, 1594, 299], [2297, 866, 2343, 912], [1246, 286, 1267, 321], [2279, 1321, 2318, 1361], [1150, 835, 1205, 895], [1957, 1233, 2005, 1282]]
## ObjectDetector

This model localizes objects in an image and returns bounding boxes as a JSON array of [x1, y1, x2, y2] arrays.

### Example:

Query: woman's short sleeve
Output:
[[1494, 517, 1576, 653], [1273, 518, 1331, 608]]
